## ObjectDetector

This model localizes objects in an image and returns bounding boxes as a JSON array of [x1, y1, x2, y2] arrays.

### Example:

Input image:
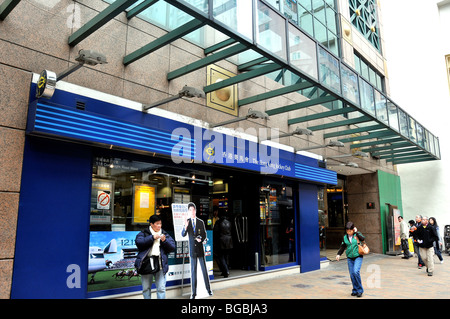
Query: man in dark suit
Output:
[[181, 202, 212, 298]]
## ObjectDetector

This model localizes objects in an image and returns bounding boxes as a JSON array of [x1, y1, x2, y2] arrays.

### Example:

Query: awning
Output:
[[2, 0, 440, 165]]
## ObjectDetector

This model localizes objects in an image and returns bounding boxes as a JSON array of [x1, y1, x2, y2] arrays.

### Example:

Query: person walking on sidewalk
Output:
[[412, 215, 425, 268], [336, 222, 366, 297], [429, 217, 444, 264], [399, 216, 412, 259], [411, 216, 439, 276]]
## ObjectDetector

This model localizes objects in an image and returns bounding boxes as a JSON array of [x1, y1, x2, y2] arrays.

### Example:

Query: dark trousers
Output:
[[401, 238, 410, 257], [190, 256, 211, 296], [414, 242, 425, 265], [215, 249, 230, 275]]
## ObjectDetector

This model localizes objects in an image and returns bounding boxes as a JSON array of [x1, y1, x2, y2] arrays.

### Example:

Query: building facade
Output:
[[0, 0, 440, 298]]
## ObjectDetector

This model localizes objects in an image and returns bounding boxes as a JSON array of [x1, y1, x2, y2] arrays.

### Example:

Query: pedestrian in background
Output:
[[399, 216, 411, 259], [213, 209, 233, 278], [412, 216, 439, 276], [336, 222, 366, 297], [412, 215, 425, 268], [429, 217, 444, 264]]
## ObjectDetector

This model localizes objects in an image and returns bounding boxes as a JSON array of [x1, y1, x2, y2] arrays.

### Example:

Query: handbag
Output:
[[137, 255, 160, 275], [356, 236, 370, 255]]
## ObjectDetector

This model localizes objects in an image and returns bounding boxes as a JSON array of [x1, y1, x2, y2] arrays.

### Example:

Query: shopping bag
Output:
[[408, 238, 414, 253]]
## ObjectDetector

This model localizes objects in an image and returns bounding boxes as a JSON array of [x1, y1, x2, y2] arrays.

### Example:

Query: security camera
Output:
[[75, 49, 108, 66]]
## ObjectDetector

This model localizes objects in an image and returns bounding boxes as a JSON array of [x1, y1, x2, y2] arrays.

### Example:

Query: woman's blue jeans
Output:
[[347, 256, 364, 294], [141, 269, 166, 299]]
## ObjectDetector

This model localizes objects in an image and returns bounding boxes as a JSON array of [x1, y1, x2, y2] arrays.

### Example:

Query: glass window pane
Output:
[[434, 136, 440, 158], [288, 24, 318, 80], [256, 1, 288, 61], [387, 100, 399, 131], [424, 130, 431, 152], [359, 78, 375, 116], [341, 64, 359, 105], [408, 117, 417, 143], [313, 0, 326, 25], [265, 0, 280, 10], [398, 109, 409, 138], [314, 18, 327, 46], [327, 30, 339, 56], [298, 5, 314, 36], [360, 59, 369, 80], [213, 0, 253, 41], [354, 54, 361, 74], [183, 0, 208, 13], [301, 0, 312, 11], [369, 68, 377, 87], [326, 4, 337, 34], [283, 0, 298, 23], [374, 90, 388, 124], [318, 47, 340, 94], [416, 122, 424, 147]]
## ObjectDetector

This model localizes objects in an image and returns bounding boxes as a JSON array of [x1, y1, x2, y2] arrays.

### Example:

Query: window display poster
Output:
[[393, 208, 401, 246], [87, 230, 213, 295], [90, 179, 114, 224], [88, 231, 140, 292], [133, 183, 156, 224], [171, 203, 190, 242]]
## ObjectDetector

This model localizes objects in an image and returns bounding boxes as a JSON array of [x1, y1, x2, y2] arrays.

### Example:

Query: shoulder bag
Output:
[[356, 235, 370, 255], [137, 254, 160, 275]]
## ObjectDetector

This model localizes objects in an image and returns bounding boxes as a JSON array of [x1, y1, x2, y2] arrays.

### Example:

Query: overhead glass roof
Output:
[[1, 0, 440, 165]]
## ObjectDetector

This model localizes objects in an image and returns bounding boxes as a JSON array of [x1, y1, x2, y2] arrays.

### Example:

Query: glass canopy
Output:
[[2, 0, 438, 165]]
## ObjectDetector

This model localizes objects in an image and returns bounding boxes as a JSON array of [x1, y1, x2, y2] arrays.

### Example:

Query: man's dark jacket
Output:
[[135, 228, 176, 274], [412, 224, 439, 248]]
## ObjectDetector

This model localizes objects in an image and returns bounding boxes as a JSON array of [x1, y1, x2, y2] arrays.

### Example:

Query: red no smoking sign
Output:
[[97, 191, 111, 209]]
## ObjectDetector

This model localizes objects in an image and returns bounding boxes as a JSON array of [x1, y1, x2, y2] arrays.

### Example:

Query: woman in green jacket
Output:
[[336, 222, 366, 297]]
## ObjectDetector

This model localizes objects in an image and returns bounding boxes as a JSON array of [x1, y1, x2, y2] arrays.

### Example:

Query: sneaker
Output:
[[441, 260, 444, 264], [356, 293, 363, 297], [418, 264, 423, 269], [428, 272, 433, 276]]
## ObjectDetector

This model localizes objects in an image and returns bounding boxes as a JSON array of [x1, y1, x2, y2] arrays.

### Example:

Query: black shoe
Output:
[[428, 272, 433, 276], [351, 292, 357, 296], [356, 293, 363, 297]]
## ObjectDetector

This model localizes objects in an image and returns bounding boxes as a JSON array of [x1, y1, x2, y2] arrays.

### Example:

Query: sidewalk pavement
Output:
[[205, 253, 450, 299]]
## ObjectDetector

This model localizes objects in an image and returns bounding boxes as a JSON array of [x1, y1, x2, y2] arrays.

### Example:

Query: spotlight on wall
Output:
[[142, 86, 206, 111], [210, 108, 269, 128], [326, 151, 369, 159], [262, 126, 313, 142], [36, 49, 107, 99], [296, 140, 344, 152]]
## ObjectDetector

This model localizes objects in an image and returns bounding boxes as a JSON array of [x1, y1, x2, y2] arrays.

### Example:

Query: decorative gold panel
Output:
[[206, 64, 238, 116]]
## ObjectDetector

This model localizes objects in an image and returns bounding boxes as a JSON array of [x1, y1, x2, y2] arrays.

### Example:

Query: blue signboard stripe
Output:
[[34, 106, 196, 157], [36, 103, 196, 146], [35, 110, 193, 151]]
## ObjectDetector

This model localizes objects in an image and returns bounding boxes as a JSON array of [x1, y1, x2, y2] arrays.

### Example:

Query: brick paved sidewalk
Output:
[[206, 253, 450, 299]]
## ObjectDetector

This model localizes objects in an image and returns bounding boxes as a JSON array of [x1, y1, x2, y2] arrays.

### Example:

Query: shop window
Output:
[[88, 156, 213, 294], [259, 183, 296, 268]]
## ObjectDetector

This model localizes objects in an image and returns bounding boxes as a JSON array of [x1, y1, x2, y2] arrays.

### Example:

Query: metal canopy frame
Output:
[[0, 0, 20, 20], [2, 0, 437, 165]]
